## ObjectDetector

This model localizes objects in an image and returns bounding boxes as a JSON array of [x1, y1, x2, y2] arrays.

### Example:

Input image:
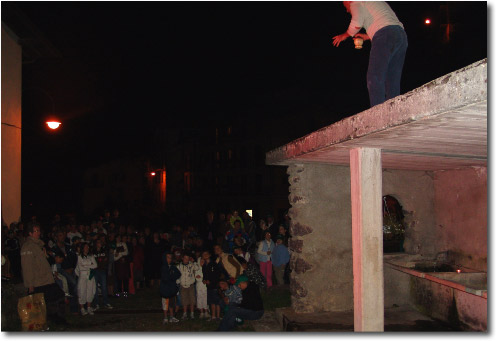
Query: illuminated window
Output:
[[227, 126, 232, 135]]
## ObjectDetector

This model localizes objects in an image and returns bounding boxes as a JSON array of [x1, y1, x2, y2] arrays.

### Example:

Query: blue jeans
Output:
[[367, 25, 408, 107], [218, 307, 264, 331], [60, 270, 78, 313], [92, 269, 109, 306]]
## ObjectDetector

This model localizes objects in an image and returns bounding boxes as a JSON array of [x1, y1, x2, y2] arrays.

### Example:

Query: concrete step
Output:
[[249, 311, 282, 332], [275, 305, 456, 332]]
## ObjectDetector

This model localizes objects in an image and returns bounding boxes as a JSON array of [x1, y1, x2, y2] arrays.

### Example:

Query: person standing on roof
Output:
[[333, 1, 408, 107]]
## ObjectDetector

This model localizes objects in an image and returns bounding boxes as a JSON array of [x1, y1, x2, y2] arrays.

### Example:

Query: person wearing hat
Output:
[[217, 276, 264, 331], [272, 235, 290, 286]]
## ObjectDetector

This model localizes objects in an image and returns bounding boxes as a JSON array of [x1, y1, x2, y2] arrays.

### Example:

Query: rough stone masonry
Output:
[[287, 163, 354, 313]]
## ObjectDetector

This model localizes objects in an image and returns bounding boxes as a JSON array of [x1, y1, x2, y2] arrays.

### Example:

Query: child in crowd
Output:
[[160, 252, 181, 324], [195, 253, 209, 319], [219, 276, 243, 313], [177, 253, 199, 319], [202, 250, 222, 321], [272, 235, 290, 285], [52, 252, 70, 297]]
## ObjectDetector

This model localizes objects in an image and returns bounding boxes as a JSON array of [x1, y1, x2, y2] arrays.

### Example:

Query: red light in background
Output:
[[425, 19, 431, 25], [151, 172, 156, 176]]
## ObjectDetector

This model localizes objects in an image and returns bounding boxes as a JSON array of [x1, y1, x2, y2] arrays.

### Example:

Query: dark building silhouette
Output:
[[152, 118, 293, 224]]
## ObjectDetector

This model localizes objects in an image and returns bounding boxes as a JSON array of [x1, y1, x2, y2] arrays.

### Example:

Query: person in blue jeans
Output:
[[92, 239, 113, 309], [333, 1, 408, 107], [217, 278, 264, 331]]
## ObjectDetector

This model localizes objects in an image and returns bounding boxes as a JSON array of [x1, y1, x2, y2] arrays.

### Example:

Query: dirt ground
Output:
[[2, 280, 291, 332]]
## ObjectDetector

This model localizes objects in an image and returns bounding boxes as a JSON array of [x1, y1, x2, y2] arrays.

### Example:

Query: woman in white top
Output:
[[195, 254, 209, 319], [75, 243, 97, 315], [256, 231, 275, 289]]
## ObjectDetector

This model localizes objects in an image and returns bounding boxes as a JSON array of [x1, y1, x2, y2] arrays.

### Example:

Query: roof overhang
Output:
[[266, 59, 487, 171]]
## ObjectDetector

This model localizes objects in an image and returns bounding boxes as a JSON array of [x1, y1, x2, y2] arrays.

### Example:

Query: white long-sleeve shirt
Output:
[[75, 255, 97, 279], [347, 1, 404, 40]]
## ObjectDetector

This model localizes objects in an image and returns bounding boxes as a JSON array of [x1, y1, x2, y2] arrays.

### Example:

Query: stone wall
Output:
[[433, 167, 487, 271], [286, 165, 486, 313], [287, 163, 353, 313], [286, 165, 438, 313]]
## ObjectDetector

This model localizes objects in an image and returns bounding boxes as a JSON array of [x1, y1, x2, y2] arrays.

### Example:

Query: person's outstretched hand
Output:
[[332, 32, 350, 47]]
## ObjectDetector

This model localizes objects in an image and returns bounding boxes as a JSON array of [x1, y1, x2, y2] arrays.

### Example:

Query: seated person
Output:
[[51, 252, 71, 297]]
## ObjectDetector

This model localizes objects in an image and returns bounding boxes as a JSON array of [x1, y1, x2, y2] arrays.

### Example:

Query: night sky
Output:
[[3, 1, 487, 220]]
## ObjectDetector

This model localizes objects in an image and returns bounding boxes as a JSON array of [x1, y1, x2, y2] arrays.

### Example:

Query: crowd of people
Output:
[[1, 208, 292, 331]]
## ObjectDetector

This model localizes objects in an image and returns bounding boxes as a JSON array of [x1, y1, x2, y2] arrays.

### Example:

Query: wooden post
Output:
[[350, 148, 384, 332]]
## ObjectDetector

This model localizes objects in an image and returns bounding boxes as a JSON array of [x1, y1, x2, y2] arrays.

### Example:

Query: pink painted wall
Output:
[[433, 167, 487, 271]]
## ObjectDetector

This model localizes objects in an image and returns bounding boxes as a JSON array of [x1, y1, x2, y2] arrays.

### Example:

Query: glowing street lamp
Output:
[[46, 121, 61, 130], [150, 172, 156, 176], [425, 18, 431, 25]]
